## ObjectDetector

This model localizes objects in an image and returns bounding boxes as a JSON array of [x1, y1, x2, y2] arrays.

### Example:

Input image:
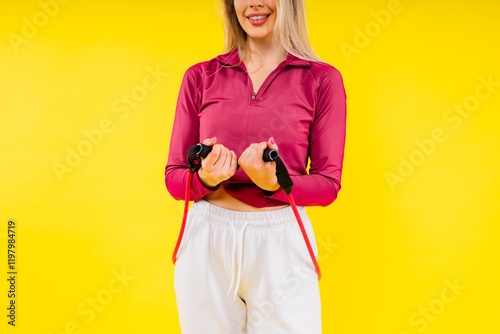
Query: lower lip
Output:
[[247, 15, 269, 25]]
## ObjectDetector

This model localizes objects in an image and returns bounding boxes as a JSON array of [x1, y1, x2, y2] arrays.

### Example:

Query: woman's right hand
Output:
[[197, 137, 238, 188]]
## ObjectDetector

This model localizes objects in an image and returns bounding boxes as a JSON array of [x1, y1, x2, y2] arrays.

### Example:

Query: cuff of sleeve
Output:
[[194, 171, 221, 191], [262, 187, 290, 204], [262, 189, 279, 196]]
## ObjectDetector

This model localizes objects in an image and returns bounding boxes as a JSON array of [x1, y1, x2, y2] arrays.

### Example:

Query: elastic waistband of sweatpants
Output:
[[189, 199, 307, 229]]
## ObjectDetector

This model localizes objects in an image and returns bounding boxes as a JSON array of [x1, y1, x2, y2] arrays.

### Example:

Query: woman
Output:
[[165, 0, 346, 333]]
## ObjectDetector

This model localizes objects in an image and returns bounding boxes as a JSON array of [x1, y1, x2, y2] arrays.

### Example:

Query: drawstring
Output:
[[227, 221, 250, 302], [233, 222, 250, 300]]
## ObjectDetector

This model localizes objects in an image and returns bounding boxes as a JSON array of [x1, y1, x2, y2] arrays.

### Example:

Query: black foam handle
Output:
[[197, 143, 213, 159], [262, 148, 293, 194], [194, 143, 240, 170], [263, 148, 279, 162]]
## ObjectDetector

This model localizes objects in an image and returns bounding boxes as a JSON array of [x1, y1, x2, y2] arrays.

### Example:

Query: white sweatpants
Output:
[[174, 199, 322, 334]]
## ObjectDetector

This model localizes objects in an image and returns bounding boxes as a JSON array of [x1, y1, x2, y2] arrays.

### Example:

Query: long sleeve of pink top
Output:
[[165, 49, 347, 208]]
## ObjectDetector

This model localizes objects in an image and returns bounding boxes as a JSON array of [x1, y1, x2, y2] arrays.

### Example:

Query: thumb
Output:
[[267, 137, 278, 151], [202, 136, 217, 146]]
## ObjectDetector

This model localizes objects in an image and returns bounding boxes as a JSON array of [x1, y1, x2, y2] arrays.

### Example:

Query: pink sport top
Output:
[[165, 48, 347, 207]]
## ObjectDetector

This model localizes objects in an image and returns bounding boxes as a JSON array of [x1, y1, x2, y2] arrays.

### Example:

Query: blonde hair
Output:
[[215, 0, 328, 67]]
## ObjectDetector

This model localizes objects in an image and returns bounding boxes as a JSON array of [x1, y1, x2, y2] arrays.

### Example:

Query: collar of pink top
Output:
[[216, 48, 311, 69]]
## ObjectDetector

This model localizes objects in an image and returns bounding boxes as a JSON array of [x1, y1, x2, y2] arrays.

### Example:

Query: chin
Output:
[[245, 30, 273, 40], [248, 34, 269, 40]]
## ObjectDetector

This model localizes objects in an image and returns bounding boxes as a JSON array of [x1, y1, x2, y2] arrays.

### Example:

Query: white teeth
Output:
[[248, 15, 269, 20]]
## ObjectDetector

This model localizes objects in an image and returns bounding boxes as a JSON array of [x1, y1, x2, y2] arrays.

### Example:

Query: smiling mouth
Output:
[[247, 14, 270, 20]]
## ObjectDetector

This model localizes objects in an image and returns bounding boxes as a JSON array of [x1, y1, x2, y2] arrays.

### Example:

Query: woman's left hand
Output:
[[238, 137, 280, 192]]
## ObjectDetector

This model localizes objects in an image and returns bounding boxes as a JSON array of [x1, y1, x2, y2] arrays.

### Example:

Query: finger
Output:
[[217, 146, 229, 168], [203, 143, 221, 167], [267, 136, 278, 151], [202, 136, 217, 146], [253, 142, 268, 165], [250, 142, 266, 149], [229, 151, 238, 171], [257, 141, 268, 152], [210, 145, 227, 169], [248, 143, 266, 159]]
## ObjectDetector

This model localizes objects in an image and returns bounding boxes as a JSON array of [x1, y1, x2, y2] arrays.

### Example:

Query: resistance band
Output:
[[172, 143, 321, 280]]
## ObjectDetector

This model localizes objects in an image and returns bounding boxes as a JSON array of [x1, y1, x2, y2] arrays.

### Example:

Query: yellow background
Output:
[[1, 0, 499, 333]]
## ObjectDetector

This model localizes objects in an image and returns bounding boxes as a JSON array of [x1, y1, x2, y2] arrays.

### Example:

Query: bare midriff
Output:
[[203, 186, 289, 212]]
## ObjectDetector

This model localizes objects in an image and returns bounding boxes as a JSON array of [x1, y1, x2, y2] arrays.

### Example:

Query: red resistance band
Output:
[[172, 144, 321, 281]]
